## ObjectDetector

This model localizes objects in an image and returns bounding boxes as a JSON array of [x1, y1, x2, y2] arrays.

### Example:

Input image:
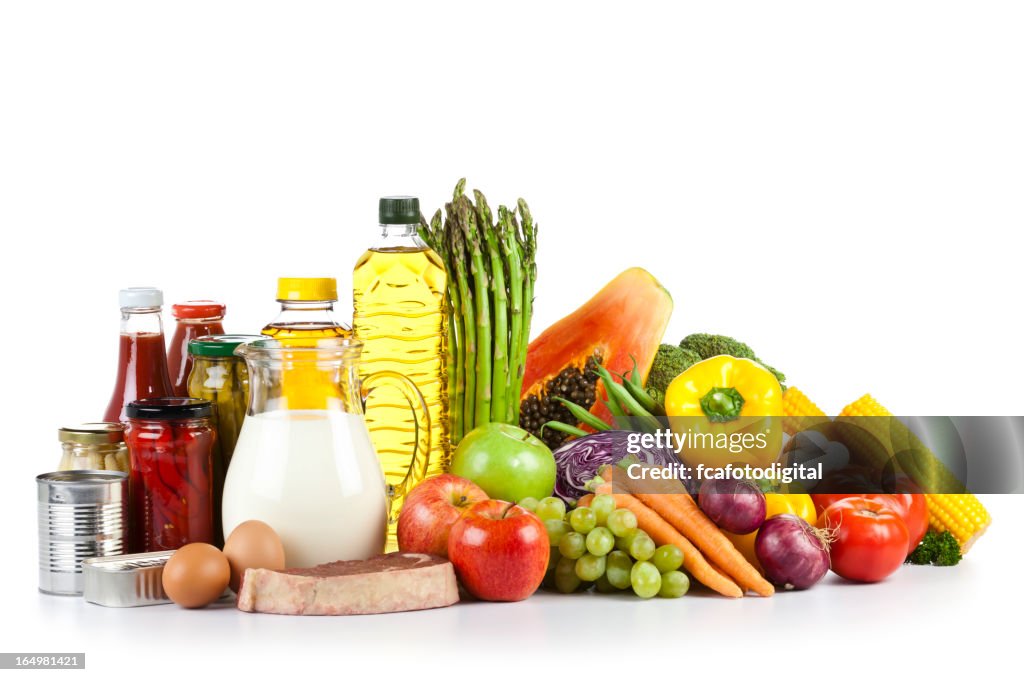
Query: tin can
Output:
[[82, 551, 174, 607], [37, 470, 129, 595]]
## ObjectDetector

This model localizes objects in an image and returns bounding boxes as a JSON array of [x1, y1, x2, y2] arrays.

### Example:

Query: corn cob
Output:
[[838, 393, 892, 419], [838, 394, 990, 552], [782, 387, 830, 435], [924, 494, 991, 553], [834, 394, 898, 476], [838, 394, 959, 491]]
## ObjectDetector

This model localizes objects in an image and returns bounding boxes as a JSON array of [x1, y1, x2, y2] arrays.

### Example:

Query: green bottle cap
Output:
[[189, 334, 265, 358], [379, 196, 420, 225]]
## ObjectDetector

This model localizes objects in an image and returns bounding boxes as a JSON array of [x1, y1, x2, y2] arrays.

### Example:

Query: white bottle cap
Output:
[[119, 287, 164, 309]]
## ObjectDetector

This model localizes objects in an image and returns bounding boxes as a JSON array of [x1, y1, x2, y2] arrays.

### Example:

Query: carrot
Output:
[[593, 482, 743, 598], [576, 494, 595, 508], [612, 465, 775, 597]]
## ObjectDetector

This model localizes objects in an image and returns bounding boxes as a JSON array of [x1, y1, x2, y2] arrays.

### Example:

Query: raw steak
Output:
[[236, 552, 459, 616]]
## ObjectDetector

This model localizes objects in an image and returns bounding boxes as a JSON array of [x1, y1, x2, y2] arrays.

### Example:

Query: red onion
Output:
[[755, 514, 830, 590], [698, 479, 766, 534]]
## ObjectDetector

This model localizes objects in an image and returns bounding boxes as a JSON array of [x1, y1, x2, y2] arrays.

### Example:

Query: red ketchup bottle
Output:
[[103, 288, 174, 423], [124, 398, 216, 552], [167, 301, 226, 397]]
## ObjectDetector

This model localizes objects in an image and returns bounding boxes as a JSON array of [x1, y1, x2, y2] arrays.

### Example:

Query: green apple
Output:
[[450, 423, 556, 503]]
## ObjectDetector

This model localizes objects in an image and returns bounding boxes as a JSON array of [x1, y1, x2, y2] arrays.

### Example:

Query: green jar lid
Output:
[[189, 334, 265, 358], [379, 196, 420, 225]]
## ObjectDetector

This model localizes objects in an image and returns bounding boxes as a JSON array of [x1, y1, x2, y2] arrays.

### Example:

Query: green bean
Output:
[[553, 397, 612, 432], [541, 421, 589, 438]]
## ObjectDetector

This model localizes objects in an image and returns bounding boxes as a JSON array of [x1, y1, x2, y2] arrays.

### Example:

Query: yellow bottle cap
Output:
[[276, 277, 338, 302]]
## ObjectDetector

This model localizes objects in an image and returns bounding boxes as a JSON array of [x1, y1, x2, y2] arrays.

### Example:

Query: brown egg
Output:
[[162, 543, 230, 608], [223, 520, 287, 592]]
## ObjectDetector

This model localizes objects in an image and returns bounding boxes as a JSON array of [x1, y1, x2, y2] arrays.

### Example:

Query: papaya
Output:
[[519, 267, 673, 448]]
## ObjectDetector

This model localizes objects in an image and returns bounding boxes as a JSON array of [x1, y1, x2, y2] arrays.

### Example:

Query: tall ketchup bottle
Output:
[[103, 288, 174, 422]]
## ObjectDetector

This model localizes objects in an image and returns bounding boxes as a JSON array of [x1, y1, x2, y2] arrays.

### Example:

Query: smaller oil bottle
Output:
[[262, 278, 351, 409], [353, 197, 449, 551], [262, 278, 351, 340]]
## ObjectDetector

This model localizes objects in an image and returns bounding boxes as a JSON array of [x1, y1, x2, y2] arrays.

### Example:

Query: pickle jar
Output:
[[187, 334, 260, 545], [125, 398, 215, 552], [57, 423, 129, 473]]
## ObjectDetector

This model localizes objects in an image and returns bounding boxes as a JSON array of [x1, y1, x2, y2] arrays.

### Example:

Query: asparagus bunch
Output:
[[420, 179, 538, 445]]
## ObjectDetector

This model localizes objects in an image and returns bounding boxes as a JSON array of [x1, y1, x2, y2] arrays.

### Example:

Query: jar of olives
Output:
[[57, 423, 129, 473], [187, 334, 261, 546]]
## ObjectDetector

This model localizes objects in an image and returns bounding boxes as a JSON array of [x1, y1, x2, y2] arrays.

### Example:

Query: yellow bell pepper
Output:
[[664, 355, 784, 469], [724, 493, 817, 570]]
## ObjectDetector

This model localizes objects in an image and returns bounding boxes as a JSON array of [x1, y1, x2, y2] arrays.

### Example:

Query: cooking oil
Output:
[[262, 278, 352, 410], [353, 197, 449, 551]]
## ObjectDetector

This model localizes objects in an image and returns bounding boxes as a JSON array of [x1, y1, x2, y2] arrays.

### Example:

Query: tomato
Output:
[[811, 493, 926, 554], [817, 498, 909, 583], [811, 493, 856, 517], [880, 493, 927, 551]]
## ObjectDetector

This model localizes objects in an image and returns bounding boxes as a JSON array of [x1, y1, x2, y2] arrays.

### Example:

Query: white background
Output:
[[1, 1, 1022, 679]]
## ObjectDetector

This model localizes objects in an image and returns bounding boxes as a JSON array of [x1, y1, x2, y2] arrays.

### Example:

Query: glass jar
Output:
[[57, 423, 129, 473], [187, 334, 261, 546], [168, 301, 227, 397], [125, 398, 216, 552]]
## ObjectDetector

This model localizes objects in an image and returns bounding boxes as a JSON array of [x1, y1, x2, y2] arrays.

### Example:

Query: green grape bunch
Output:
[[536, 494, 691, 599]]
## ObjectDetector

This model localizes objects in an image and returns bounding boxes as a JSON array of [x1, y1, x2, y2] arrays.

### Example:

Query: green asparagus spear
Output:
[[449, 204, 476, 433], [500, 206, 525, 424], [517, 199, 537, 411], [418, 211, 439, 253], [425, 209, 462, 442], [476, 190, 508, 424], [453, 177, 467, 202], [461, 197, 492, 427]]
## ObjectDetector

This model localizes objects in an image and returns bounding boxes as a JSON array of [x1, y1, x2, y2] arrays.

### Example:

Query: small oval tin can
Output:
[[82, 551, 175, 607], [37, 470, 129, 595]]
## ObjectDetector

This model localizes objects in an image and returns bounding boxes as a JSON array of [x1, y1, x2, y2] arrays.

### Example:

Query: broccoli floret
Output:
[[906, 530, 962, 566], [644, 344, 701, 405], [678, 333, 786, 386]]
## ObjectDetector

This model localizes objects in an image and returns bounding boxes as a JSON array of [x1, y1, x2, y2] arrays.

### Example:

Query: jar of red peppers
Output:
[[125, 398, 216, 552]]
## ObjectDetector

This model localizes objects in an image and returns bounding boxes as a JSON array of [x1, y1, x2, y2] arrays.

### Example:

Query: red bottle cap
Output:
[[172, 300, 226, 319]]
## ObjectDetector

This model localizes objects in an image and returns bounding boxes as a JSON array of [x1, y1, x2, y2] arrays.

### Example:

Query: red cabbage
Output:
[[551, 430, 680, 504]]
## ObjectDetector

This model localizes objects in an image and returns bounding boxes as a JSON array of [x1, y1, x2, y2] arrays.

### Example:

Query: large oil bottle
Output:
[[353, 196, 449, 551]]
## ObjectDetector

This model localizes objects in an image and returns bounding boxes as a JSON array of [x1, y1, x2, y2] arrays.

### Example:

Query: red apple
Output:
[[397, 474, 489, 557], [447, 499, 550, 602]]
